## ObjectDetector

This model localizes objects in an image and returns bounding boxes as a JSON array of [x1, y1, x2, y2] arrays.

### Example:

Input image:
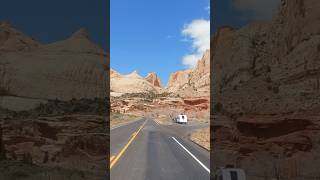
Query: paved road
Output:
[[110, 119, 145, 156], [110, 118, 210, 180]]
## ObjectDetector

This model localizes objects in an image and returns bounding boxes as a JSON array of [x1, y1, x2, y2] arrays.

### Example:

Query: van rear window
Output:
[[230, 171, 238, 180]]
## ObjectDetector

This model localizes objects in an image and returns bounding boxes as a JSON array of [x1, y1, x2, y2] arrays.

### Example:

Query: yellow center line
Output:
[[110, 120, 147, 169]]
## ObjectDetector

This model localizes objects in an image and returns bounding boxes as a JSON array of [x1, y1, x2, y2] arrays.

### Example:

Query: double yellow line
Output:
[[110, 120, 147, 169]]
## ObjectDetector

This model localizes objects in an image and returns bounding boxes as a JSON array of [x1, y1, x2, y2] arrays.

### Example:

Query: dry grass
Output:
[[154, 115, 173, 125], [110, 112, 138, 128], [190, 127, 210, 151]]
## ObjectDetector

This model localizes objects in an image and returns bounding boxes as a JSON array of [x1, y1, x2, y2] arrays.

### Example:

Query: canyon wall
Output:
[[212, 0, 320, 178], [167, 50, 210, 97]]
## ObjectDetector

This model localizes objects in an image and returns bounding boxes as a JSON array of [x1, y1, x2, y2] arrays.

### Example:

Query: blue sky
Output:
[[111, 0, 210, 86], [0, 0, 108, 50]]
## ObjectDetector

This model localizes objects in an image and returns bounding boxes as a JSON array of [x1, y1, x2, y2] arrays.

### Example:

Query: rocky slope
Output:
[[145, 72, 163, 89], [110, 70, 162, 94], [111, 93, 209, 121], [0, 99, 108, 179], [166, 69, 191, 94], [167, 50, 210, 97], [0, 22, 108, 179], [212, 0, 320, 178], [0, 23, 108, 107]]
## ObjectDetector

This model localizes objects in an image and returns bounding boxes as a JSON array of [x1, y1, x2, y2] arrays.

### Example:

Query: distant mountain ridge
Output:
[[0, 22, 108, 107], [110, 49, 210, 97], [110, 70, 163, 94], [0, 22, 41, 52]]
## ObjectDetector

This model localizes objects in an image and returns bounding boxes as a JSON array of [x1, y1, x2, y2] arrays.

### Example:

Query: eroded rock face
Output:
[[0, 24, 108, 102], [212, 0, 320, 178], [145, 72, 163, 88], [0, 97, 108, 179], [166, 70, 191, 94], [190, 50, 210, 95], [111, 93, 209, 120], [3, 114, 107, 178], [110, 70, 161, 94], [167, 50, 210, 97], [212, 0, 320, 115]]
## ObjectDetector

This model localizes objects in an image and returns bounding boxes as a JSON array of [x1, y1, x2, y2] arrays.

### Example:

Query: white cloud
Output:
[[181, 19, 210, 68], [182, 54, 202, 68], [182, 19, 210, 53], [233, 0, 280, 20]]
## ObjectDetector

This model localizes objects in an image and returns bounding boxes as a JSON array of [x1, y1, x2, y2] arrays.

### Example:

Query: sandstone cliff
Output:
[[213, 0, 320, 114], [110, 70, 162, 94], [145, 72, 163, 88], [212, 0, 320, 178], [166, 69, 191, 93], [167, 50, 210, 97], [0, 23, 108, 106]]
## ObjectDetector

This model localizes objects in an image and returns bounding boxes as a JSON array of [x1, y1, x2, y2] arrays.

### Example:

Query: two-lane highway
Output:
[[110, 119, 210, 180], [110, 119, 145, 159]]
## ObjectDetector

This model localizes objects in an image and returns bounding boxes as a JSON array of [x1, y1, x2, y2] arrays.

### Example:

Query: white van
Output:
[[176, 114, 187, 124], [214, 168, 246, 180]]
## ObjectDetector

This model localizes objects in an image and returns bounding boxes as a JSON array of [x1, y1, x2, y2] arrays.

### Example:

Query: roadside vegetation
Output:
[[110, 112, 138, 128], [153, 114, 174, 125], [112, 92, 172, 101], [0, 98, 108, 119]]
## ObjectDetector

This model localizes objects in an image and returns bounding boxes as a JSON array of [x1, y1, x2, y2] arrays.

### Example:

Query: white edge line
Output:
[[172, 137, 210, 173], [111, 119, 143, 130]]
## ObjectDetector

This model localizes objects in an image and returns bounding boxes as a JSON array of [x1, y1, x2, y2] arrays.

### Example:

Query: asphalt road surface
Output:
[[110, 118, 210, 180]]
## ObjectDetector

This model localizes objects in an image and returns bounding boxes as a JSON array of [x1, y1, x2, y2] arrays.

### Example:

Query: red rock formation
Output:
[[145, 72, 163, 88], [166, 70, 191, 93], [183, 98, 209, 106], [111, 70, 162, 94], [166, 50, 210, 97]]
